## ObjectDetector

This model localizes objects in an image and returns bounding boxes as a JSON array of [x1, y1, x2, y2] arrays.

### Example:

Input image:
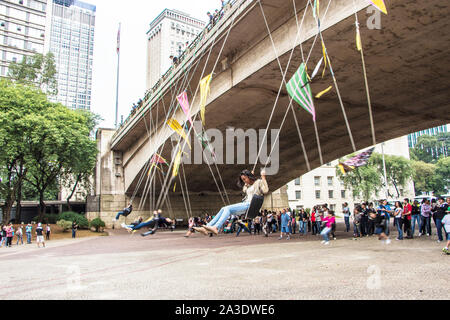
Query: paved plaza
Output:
[[0, 222, 448, 300]]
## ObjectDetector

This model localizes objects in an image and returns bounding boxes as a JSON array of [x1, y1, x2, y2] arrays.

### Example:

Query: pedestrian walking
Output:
[[72, 221, 78, 239], [46, 224, 51, 240], [343, 203, 351, 232], [25, 223, 33, 244], [16, 224, 24, 245], [36, 223, 45, 248]]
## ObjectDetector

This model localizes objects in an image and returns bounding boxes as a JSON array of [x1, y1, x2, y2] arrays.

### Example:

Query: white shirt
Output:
[[442, 214, 450, 233]]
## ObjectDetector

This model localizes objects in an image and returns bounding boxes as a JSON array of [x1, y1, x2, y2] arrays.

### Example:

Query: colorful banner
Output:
[[199, 74, 213, 126], [177, 91, 193, 127], [368, 0, 387, 14], [286, 63, 316, 122], [338, 148, 375, 174], [167, 118, 191, 149]]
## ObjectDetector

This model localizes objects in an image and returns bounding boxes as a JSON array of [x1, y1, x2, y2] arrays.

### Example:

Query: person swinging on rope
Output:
[[194, 169, 269, 236], [121, 210, 175, 235], [113, 202, 133, 222]]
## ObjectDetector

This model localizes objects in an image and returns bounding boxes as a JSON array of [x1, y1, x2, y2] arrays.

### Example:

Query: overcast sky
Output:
[[88, 0, 214, 128]]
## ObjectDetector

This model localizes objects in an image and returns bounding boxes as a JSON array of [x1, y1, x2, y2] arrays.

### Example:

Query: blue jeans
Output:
[[420, 216, 431, 235], [131, 220, 155, 231], [236, 224, 251, 237], [207, 202, 250, 230], [0, 237, 6, 247], [385, 217, 390, 236], [16, 234, 23, 245], [344, 216, 350, 232], [26, 232, 32, 244], [72, 230, 76, 238], [353, 223, 360, 237], [115, 211, 125, 220], [435, 218, 444, 241], [300, 221, 308, 235], [396, 218, 403, 240], [321, 227, 331, 242], [411, 215, 421, 236]]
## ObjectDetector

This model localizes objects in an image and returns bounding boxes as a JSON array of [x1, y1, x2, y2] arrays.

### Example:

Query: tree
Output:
[[337, 162, 382, 201], [0, 80, 51, 223], [60, 111, 100, 210], [8, 53, 58, 96], [410, 133, 449, 163], [371, 154, 413, 198], [411, 161, 437, 195], [24, 105, 98, 220], [434, 157, 450, 195]]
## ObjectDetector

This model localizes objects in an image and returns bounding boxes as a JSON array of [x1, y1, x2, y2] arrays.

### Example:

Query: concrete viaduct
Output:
[[88, 0, 450, 225]]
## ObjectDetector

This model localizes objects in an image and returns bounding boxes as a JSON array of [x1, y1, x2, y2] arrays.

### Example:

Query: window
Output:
[[328, 177, 333, 186], [295, 178, 301, 186], [315, 191, 321, 199], [330, 204, 336, 211], [314, 177, 321, 187], [295, 191, 301, 200], [296, 205, 304, 210], [341, 190, 346, 198], [329, 190, 334, 199]]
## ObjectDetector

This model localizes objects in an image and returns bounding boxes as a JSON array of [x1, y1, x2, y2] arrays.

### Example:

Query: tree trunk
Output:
[[38, 190, 46, 221], [66, 174, 81, 212], [16, 180, 23, 223]]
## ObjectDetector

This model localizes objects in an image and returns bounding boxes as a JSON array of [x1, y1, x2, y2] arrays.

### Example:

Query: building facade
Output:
[[408, 124, 449, 148], [0, 0, 47, 78], [46, 0, 95, 110], [146, 9, 205, 89], [286, 136, 416, 213]]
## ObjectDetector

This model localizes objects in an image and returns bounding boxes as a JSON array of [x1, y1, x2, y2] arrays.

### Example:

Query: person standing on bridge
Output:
[[194, 169, 269, 236]]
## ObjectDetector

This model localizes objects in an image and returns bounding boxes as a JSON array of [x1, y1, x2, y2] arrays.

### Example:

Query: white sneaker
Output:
[[321, 240, 326, 244], [324, 242, 330, 246], [427, 234, 430, 237], [385, 239, 391, 245], [112, 218, 117, 222], [437, 240, 442, 243], [418, 233, 422, 237]]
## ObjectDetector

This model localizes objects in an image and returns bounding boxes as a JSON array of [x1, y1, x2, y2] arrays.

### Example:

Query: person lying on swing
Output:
[[194, 169, 269, 236], [121, 210, 174, 233]]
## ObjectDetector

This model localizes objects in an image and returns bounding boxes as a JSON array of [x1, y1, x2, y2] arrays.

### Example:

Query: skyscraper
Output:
[[46, 0, 95, 110], [0, 0, 47, 78], [146, 9, 205, 90], [407, 125, 449, 148]]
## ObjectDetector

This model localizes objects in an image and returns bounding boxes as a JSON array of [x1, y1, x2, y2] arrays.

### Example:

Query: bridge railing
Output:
[[112, 0, 247, 142]]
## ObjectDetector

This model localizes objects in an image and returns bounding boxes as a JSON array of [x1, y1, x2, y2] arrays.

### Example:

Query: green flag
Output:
[[286, 63, 316, 122]]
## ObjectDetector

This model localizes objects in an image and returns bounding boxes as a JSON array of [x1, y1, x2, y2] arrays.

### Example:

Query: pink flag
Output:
[[117, 23, 121, 54], [177, 91, 193, 126]]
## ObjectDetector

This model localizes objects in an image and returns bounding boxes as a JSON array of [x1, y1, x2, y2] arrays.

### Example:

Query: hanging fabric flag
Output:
[[151, 153, 168, 166], [368, 0, 387, 14], [199, 74, 213, 126], [315, 86, 333, 99], [355, 24, 362, 51], [177, 91, 193, 127], [167, 118, 191, 149], [173, 182, 177, 192], [338, 148, 375, 175], [197, 131, 216, 157], [321, 40, 328, 78], [286, 63, 316, 122], [311, 57, 323, 80], [172, 149, 183, 178], [148, 163, 165, 177]]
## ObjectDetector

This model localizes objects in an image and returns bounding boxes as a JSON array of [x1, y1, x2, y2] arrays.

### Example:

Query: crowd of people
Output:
[[183, 197, 450, 253], [0, 220, 81, 249], [0, 222, 51, 248]]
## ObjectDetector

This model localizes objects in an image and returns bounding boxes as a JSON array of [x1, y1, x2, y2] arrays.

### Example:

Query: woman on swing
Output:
[[194, 169, 269, 236]]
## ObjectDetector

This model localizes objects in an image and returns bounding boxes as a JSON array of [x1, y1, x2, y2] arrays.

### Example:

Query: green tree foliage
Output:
[[57, 220, 72, 232], [90, 218, 106, 232], [7, 53, 58, 96], [371, 154, 413, 198], [434, 157, 450, 195], [0, 80, 98, 222], [410, 133, 449, 163], [58, 212, 89, 229], [337, 161, 382, 201], [411, 161, 437, 195]]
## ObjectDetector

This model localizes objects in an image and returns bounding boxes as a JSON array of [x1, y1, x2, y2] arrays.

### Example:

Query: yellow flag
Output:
[[315, 86, 333, 99], [356, 29, 362, 51], [338, 164, 346, 175], [369, 0, 387, 15], [172, 149, 183, 178], [321, 40, 328, 78], [199, 74, 212, 126], [173, 182, 177, 192], [167, 118, 191, 149]]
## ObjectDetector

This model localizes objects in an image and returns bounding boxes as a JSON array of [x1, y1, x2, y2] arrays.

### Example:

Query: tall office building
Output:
[[0, 0, 47, 78], [146, 9, 205, 89], [46, 0, 95, 110], [408, 124, 448, 148]]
